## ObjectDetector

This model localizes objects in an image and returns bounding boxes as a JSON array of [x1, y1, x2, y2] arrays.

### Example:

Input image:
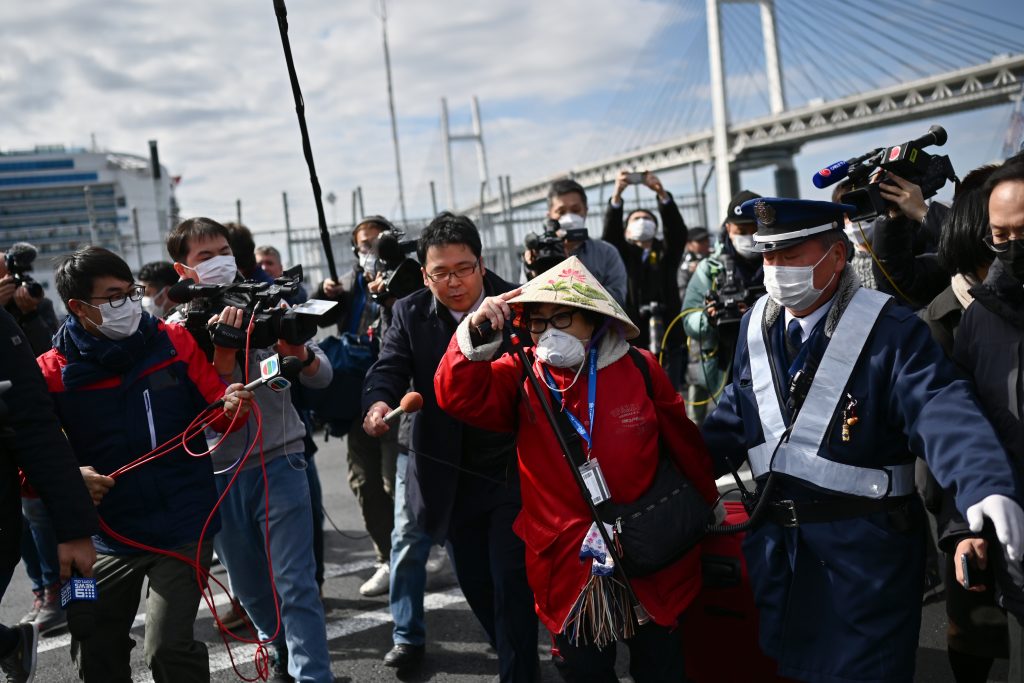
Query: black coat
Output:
[[870, 204, 950, 309], [601, 194, 687, 349], [361, 270, 517, 542], [0, 308, 97, 576]]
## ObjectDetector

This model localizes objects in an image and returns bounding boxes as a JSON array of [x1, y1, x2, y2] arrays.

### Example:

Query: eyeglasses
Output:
[[983, 235, 1024, 255], [88, 285, 145, 308], [525, 310, 578, 334], [424, 260, 479, 284]]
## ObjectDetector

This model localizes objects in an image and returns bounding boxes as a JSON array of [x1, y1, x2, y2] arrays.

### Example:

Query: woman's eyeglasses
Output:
[[525, 310, 577, 334]]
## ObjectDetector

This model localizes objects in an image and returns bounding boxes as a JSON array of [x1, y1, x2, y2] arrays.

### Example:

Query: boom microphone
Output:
[[384, 392, 424, 423]]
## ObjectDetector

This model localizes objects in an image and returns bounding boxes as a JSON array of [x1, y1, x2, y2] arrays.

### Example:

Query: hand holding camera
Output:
[[878, 174, 928, 223]]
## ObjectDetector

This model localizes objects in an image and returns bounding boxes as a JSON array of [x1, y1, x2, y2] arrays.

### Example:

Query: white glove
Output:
[[713, 500, 727, 525], [967, 494, 1024, 561]]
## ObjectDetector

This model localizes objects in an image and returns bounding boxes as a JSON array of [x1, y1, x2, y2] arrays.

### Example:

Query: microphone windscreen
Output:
[[400, 392, 423, 414], [167, 278, 197, 304], [812, 160, 849, 189]]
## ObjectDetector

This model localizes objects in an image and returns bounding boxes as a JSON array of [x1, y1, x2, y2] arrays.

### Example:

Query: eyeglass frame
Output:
[[524, 309, 579, 334], [84, 284, 146, 308], [423, 259, 480, 284]]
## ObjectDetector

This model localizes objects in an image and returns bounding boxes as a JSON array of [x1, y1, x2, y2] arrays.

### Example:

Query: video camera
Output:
[[813, 125, 958, 222], [523, 219, 567, 279], [706, 268, 765, 330], [366, 229, 424, 304], [168, 265, 326, 350], [4, 243, 44, 299]]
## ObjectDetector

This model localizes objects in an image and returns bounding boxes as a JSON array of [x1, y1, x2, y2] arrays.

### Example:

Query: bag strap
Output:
[[625, 347, 653, 400]]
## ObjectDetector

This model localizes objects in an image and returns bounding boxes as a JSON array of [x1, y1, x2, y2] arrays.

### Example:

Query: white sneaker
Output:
[[425, 548, 447, 575], [359, 563, 390, 597]]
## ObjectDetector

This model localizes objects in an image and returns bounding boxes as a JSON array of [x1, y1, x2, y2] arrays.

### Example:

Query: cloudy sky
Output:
[[2, 0, 1022, 245]]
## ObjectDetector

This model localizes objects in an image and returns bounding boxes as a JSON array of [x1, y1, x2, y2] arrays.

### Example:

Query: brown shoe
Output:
[[217, 597, 250, 632]]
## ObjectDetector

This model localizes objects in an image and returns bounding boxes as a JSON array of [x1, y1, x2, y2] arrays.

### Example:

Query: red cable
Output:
[[95, 317, 286, 682]]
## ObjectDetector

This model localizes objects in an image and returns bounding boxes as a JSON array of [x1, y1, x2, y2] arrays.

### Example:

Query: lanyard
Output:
[[544, 347, 598, 452]]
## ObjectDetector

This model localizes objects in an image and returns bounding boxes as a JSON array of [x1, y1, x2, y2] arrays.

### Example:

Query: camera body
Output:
[[523, 219, 567, 279], [367, 230, 424, 303], [178, 266, 321, 351], [839, 125, 958, 222], [706, 266, 764, 330], [4, 245, 44, 299]]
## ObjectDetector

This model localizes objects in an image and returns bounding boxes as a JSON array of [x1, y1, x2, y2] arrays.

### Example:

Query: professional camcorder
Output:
[[813, 125, 958, 222], [367, 230, 423, 303], [4, 243, 44, 299], [169, 266, 325, 350], [523, 219, 567, 279], [706, 269, 765, 330]]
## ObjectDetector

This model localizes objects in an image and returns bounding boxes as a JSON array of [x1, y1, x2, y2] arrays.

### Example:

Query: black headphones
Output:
[[351, 215, 397, 258]]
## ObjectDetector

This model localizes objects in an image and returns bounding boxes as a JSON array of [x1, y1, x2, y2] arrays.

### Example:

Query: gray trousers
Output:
[[71, 541, 213, 683], [347, 419, 398, 563]]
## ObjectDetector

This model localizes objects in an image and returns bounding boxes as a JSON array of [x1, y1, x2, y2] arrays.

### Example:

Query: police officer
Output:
[[701, 197, 1024, 683]]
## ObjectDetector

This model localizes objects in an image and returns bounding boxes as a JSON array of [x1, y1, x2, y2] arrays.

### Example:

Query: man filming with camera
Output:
[[166, 217, 333, 682], [0, 243, 59, 356], [681, 190, 764, 424]]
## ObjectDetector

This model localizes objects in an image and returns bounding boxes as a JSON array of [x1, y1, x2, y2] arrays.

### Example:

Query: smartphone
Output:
[[960, 553, 974, 589], [626, 172, 646, 185]]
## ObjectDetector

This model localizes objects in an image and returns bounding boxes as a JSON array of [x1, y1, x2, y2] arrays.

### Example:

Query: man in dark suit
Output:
[[362, 213, 538, 682]]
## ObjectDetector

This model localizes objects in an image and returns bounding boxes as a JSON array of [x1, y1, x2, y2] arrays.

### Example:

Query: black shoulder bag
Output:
[[553, 347, 712, 578]]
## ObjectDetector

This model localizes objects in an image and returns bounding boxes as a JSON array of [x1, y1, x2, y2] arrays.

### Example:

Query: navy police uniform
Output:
[[702, 198, 1019, 683]]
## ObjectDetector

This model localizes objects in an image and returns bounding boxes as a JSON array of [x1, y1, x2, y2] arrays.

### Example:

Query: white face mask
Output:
[[142, 287, 168, 318], [535, 328, 587, 368], [358, 252, 378, 275], [763, 248, 837, 311], [557, 213, 587, 234], [85, 298, 143, 340], [731, 233, 757, 259], [626, 217, 656, 243], [191, 254, 238, 285], [844, 221, 873, 246]]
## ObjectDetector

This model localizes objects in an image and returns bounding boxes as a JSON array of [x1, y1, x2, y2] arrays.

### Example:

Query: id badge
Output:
[[579, 459, 611, 505]]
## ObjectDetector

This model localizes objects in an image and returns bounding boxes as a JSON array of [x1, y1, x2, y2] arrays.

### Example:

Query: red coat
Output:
[[435, 330, 717, 634]]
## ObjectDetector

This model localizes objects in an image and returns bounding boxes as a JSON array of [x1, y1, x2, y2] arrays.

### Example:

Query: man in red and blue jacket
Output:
[[36, 247, 251, 683]]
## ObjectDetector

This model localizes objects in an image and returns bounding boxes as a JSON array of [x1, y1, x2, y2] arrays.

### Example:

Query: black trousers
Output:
[[447, 472, 539, 682], [554, 618, 686, 683]]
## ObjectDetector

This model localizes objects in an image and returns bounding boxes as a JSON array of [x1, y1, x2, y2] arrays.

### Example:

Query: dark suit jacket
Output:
[[361, 269, 516, 542]]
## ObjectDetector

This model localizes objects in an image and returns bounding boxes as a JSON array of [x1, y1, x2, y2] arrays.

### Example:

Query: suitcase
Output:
[[682, 501, 792, 682]]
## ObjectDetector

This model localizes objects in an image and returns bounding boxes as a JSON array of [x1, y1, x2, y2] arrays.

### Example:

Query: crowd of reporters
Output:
[[2, 128, 1024, 683]]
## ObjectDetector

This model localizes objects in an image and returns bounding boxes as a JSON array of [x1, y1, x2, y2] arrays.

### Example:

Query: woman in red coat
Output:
[[435, 256, 718, 682]]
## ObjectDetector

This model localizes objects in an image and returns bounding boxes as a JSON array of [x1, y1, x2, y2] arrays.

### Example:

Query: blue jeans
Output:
[[20, 497, 59, 592], [214, 454, 331, 683], [389, 452, 433, 646]]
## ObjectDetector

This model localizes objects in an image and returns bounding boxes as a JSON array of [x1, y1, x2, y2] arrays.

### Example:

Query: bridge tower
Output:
[[707, 0, 797, 219]]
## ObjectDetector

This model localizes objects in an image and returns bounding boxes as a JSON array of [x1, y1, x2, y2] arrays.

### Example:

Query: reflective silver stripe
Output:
[[746, 287, 913, 499], [752, 223, 839, 244], [747, 295, 787, 442]]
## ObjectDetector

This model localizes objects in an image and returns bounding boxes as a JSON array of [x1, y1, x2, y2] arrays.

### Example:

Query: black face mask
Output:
[[997, 240, 1024, 282]]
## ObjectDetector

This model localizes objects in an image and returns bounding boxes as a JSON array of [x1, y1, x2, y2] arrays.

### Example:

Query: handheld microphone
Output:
[[209, 355, 303, 409], [384, 392, 424, 423], [909, 124, 947, 150], [61, 571, 98, 640], [811, 160, 850, 189]]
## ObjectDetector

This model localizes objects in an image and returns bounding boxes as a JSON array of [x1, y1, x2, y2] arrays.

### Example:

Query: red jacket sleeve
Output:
[[163, 322, 242, 434], [642, 349, 718, 504], [434, 333, 524, 434]]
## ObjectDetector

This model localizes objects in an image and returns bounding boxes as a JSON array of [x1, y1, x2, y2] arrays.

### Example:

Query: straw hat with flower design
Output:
[[508, 255, 640, 339]]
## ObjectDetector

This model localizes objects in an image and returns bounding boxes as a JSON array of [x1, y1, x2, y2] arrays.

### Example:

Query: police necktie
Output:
[[785, 318, 803, 365]]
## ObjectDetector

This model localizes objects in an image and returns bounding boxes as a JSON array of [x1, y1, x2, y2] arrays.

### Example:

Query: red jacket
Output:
[[435, 328, 717, 634]]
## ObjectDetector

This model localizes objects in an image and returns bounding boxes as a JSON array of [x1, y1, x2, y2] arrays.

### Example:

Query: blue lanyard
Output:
[[544, 347, 598, 452]]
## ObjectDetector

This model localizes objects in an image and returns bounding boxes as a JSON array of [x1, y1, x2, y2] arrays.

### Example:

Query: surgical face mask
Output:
[[996, 240, 1024, 282], [731, 233, 757, 259], [558, 213, 587, 234], [626, 217, 656, 243], [844, 221, 873, 246], [192, 254, 238, 285], [535, 328, 587, 368], [85, 298, 143, 340], [763, 248, 837, 311], [358, 251, 378, 275], [142, 287, 168, 318]]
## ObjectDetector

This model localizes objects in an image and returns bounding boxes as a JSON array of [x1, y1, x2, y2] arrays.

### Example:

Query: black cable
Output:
[[272, 0, 339, 282], [321, 506, 370, 540]]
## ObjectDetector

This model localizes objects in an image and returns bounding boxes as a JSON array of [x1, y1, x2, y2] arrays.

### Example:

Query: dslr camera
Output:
[[170, 266, 324, 351], [825, 125, 958, 222], [4, 243, 44, 299], [523, 219, 568, 280], [366, 230, 424, 304], [706, 268, 764, 330]]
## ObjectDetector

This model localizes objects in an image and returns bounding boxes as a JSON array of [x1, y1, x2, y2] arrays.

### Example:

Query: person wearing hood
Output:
[[700, 197, 1024, 683], [434, 256, 718, 682], [680, 189, 764, 424], [35, 246, 252, 682]]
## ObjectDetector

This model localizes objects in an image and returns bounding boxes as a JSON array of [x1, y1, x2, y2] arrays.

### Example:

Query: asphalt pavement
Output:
[[0, 430, 1010, 682]]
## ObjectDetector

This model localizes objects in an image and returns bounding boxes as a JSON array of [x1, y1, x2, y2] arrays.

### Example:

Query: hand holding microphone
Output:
[[469, 288, 522, 337], [364, 392, 424, 437]]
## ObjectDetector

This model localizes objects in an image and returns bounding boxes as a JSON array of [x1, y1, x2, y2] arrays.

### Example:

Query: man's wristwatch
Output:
[[301, 345, 316, 367]]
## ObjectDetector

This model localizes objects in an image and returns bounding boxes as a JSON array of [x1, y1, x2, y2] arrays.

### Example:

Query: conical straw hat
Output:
[[509, 255, 640, 339]]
